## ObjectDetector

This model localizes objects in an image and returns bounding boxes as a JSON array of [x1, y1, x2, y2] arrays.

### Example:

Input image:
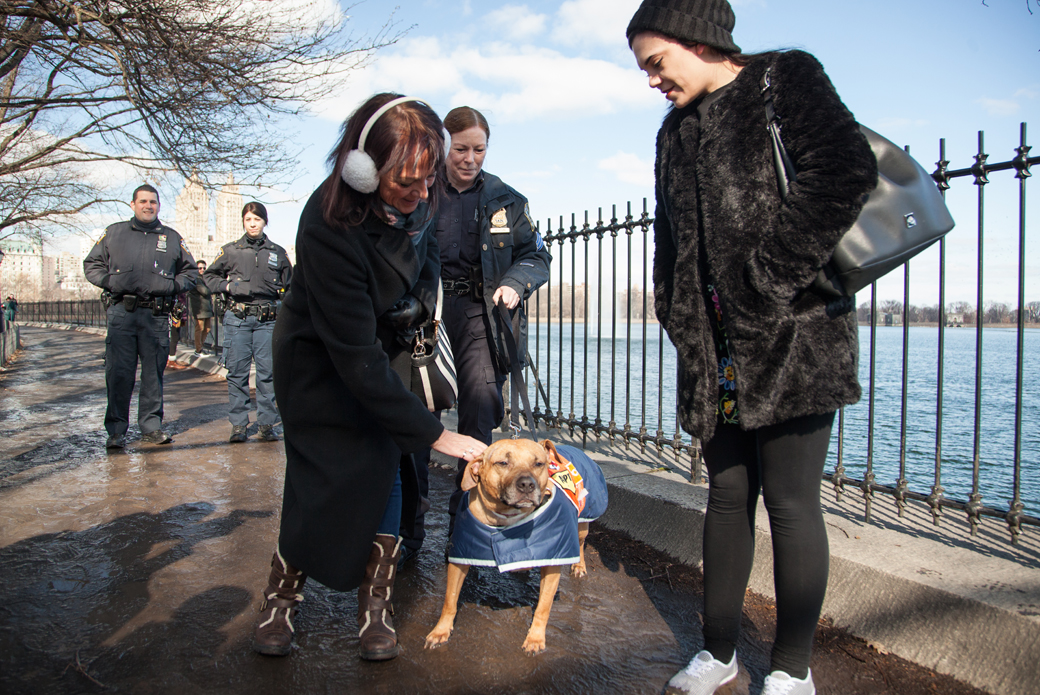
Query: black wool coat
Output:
[[272, 187, 444, 591], [654, 50, 878, 443]]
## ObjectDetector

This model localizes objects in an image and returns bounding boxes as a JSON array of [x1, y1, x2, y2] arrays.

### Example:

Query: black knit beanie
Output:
[[626, 0, 741, 53]]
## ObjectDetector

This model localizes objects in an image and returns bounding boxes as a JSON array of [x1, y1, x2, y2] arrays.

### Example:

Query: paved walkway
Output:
[[0, 326, 1032, 694]]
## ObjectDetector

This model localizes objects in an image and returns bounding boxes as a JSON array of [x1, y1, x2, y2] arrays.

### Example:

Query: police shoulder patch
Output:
[[523, 203, 537, 233]]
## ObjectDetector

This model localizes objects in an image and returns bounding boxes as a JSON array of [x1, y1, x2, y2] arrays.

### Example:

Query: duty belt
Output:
[[109, 294, 174, 314], [230, 302, 278, 321], [441, 278, 472, 296]]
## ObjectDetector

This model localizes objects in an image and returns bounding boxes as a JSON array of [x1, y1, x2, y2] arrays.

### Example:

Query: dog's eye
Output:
[[533, 460, 545, 468], [493, 459, 508, 467]]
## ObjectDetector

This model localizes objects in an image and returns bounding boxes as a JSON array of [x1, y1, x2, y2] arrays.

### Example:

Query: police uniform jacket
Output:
[[83, 218, 197, 297], [440, 172, 550, 370], [203, 233, 292, 304], [271, 187, 444, 591]]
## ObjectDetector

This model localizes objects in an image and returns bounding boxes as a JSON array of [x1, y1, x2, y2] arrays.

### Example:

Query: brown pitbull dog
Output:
[[424, 438, 592, 655]]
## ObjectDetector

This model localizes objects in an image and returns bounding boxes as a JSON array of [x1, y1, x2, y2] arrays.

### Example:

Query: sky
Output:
[[87, 0, 1040, 305]]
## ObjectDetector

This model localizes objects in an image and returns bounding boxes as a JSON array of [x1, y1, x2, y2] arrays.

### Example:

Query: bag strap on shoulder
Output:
[[761, 67, 797, 199]]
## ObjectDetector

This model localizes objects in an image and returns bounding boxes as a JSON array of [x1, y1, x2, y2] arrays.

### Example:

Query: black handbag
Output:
[[762, 69, 956, 297], [411, 283, 458, 412]]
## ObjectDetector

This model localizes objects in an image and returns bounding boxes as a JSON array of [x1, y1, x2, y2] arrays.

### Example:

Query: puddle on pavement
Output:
[[1, 328, 695, 694]]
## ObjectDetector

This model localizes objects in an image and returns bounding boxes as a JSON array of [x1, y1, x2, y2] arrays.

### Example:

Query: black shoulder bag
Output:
[[762, 68, 956, 297], [411, 283, 458, 412]]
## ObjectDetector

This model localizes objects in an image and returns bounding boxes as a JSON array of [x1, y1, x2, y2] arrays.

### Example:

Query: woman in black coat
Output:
[[250, 94, 487, 662], [627, 2, 878, 694]]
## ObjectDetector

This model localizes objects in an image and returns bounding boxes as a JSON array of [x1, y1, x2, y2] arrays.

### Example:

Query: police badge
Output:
[[490, 207, 509, 233]]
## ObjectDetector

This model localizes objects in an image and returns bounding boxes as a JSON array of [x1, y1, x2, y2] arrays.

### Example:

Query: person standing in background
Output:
[[166, 293, 189, 370], [3, 296, 16, 324], [84, 184, 198, 449], [205, 202, 292, 443], [189, 260, 215, 355]]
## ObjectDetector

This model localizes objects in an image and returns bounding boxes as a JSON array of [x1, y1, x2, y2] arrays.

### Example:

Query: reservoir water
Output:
[[528, 322, 1039, 518]]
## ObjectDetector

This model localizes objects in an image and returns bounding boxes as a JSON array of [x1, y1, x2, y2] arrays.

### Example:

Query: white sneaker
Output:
[[666, 650, 738, 695], [761, 669, 815, 695]]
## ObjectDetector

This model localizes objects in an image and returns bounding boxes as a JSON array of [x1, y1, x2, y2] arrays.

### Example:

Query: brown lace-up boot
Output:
[[357, 534, 403, 660], [251, 548, 306, 656]]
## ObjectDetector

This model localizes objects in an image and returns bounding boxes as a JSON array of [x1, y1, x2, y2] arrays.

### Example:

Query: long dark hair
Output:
[[321, 93, 447, 230]]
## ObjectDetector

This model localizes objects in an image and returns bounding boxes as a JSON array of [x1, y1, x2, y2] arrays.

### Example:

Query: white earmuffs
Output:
[[340, 96, 452, 194]]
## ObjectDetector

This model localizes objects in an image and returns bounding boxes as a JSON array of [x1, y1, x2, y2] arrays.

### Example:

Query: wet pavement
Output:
[[0, 327, 993, 694]]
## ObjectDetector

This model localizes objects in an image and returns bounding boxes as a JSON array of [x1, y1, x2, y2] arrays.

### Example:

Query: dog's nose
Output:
[[515, 476, 537, 496]]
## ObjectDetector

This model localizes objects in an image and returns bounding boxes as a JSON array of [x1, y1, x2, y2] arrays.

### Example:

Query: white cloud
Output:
[[312, 37, 660, 124], [552, 0, 642, 46], [599, 151, 653, 186], [976, 97, 1020, 117], [485, 4, 547, 40]]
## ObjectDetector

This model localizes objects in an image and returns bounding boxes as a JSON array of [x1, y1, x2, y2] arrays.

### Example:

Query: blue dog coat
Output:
[[449, 444, 608, 572]]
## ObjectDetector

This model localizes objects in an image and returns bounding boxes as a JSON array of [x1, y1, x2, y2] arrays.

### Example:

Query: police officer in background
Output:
[[400, 106, 551, 563], [204, 202, 292, 443], [84, 184, 198, 449]]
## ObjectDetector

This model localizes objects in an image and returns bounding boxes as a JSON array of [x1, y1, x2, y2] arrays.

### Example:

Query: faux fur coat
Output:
[[654, 50, 878, 442]]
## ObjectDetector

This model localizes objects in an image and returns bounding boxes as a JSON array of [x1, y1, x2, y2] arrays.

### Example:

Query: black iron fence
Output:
[[18, 125, 1038, 544], [524, 122, 1038, 544], [20, 298, 221, 353], [20, 299, 106, 328]]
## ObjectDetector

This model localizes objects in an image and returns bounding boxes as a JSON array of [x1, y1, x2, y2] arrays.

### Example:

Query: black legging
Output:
[[700, 411, 835, 679]]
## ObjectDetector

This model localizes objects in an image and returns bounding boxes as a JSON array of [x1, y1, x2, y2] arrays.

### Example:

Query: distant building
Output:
[[0, 239, 44, 301], [173, 173, 243, 265]]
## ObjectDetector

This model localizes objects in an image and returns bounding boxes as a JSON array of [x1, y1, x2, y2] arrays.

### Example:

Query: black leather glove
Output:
[[226, 279, 248, 299], [383, 294, 426, 330]]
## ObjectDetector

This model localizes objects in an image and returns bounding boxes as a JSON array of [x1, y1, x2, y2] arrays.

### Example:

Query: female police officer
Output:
[[204, 202, 292, 443], [401, 106, 551, 563]]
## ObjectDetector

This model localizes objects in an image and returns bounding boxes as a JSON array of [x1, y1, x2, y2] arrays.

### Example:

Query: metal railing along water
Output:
[[521, 123, 1038, 544], [19, 126, 1038, 544]]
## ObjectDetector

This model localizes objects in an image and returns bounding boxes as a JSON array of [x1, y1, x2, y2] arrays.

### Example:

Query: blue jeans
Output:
[[223, 311, 277, 427], [376, 469, 402, 537]]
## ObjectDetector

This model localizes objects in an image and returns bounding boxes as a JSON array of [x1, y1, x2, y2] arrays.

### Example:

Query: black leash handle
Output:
[[495, 301, 538, 440]]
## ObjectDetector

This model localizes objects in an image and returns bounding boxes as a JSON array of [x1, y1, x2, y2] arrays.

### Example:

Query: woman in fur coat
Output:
[[627, 1, 878, 694]]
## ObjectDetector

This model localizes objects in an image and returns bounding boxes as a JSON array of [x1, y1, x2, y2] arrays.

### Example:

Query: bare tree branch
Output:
[[0, 0, 403, 237]]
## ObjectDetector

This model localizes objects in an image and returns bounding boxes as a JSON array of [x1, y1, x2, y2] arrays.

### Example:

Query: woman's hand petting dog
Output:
[[432, 430, 487, 461]]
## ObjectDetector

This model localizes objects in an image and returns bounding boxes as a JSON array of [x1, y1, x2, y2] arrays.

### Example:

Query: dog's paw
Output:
[[521, 634, 547, 655], [570, 561, 587, 578], [424, 628, 452, 649]]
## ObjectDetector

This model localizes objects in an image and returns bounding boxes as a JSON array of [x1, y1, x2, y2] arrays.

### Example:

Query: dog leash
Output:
[[495, 302, 541, 440]]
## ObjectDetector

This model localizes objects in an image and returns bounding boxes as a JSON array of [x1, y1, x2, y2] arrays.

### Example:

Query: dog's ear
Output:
[[461, 455, 482, 491], [541, 439, 560, 460]]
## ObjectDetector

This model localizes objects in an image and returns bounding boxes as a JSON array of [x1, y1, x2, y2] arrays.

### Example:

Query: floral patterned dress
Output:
[[708, 285, 739, 424]]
